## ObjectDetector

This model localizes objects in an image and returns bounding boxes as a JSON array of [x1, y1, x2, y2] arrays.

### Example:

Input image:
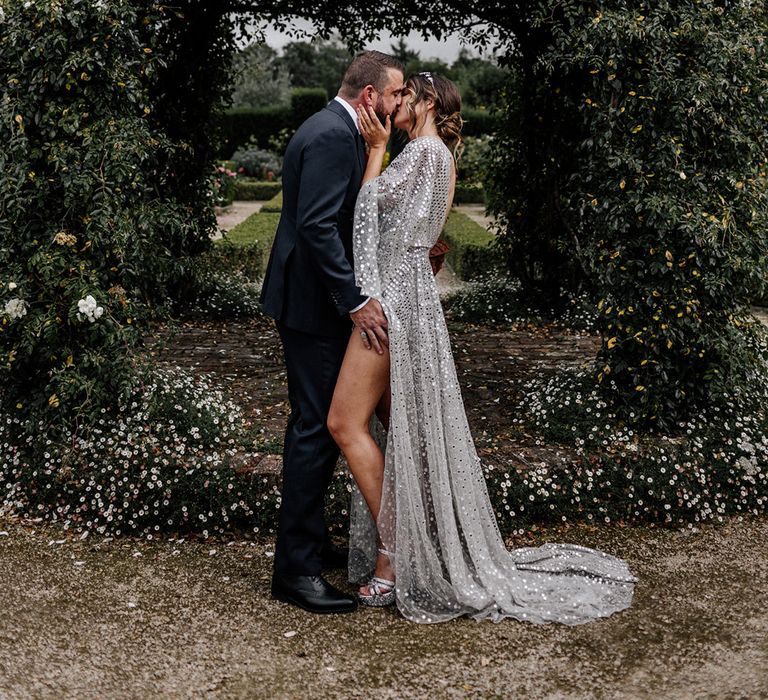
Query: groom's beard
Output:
[[374, 97, 392, 126]]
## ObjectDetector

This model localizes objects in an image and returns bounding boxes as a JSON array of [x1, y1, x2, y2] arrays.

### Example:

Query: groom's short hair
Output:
[[338, 51, 404, 98]]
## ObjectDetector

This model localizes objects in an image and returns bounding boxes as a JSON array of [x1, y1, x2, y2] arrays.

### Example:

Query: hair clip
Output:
[[419, 71, 435, 87]]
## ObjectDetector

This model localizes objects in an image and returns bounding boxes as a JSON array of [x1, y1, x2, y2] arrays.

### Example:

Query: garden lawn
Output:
[[442, 209, 504, 280], [216, 207, 504, 283], [219, 210, 281, 253]]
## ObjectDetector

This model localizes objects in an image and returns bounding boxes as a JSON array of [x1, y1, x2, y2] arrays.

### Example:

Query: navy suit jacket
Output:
[[260, 100, 368, 337]]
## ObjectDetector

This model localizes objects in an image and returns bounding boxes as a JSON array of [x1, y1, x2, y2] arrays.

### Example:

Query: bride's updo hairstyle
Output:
[[404, 72, 464, 159]]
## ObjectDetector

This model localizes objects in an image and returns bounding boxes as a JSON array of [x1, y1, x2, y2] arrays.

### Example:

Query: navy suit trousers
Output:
[[274, 321, 349, 575]]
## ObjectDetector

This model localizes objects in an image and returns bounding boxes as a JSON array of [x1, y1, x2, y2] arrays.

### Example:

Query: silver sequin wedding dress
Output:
[[348, 135, 637, 624]]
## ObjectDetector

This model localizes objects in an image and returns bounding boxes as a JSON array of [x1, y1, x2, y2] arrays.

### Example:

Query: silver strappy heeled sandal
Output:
[[358, 548, 396, 607]]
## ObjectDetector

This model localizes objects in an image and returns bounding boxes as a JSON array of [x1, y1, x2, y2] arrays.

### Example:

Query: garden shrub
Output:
[[461, 108, 499, 137], [443, 271, 597, 331], [222, 211, 281, 256], [0, 366, 280, 537], [290, 87, 329, 127], [219, 105, 292, 158], [486, 1, 768, 428], [233, 181, 283, 201], [453, 184, 486, 204], [0, 0, 211, 424], [260, 191, 283, 213], [441, 210, 504, 280], [172, 235, 265, 318], [219, 87, 329, 157], [231, 141, 283, 178], [212, 165, 238, 207], [457, 135, 492, 184]]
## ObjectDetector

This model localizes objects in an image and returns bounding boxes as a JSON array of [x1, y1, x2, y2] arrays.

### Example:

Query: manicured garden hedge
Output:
[[442, 210, 504, 280], [219, 88, 328, 157], [233, 180, 282, 201], [260, 190, 283, 213], [461, 108, 498, 137], [453, 183, 486, 204], [222, 210, 281, 252]]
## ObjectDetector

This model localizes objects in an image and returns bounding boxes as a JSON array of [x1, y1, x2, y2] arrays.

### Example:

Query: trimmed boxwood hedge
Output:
[[222, 210, 282, 254], [462, 108, 498, 137], [454, 183, 486, 204], [219, 88, 328, 157], [442, 210, 504, 280], [233, 180, 282, 201], [260, 190, 283, 213]]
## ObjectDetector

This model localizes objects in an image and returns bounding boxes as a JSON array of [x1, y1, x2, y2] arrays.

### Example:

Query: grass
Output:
[[219, 211, 281, 250], [216, 206, 501, 282], [442, 209, 504, 279]]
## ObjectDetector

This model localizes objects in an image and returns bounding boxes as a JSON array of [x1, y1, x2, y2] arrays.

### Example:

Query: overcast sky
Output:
[[254, 18, 481, 63]]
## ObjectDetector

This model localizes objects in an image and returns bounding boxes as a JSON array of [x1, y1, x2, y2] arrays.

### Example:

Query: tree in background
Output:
[[389, 37, 420, 66], [231, 42, 291, 108], [278, 39, 353, 101], [452, 47, 507, 109]]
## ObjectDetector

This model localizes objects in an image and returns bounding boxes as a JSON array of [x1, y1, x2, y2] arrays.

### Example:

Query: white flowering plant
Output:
[[172, 240, 265, 319], [0, 0, 202, 422], [482, 318, 768, 531], [0, 365, 292, 537]]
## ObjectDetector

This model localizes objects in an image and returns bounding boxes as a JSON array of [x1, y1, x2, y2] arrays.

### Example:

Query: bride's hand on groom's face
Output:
[[357, 104, 390, 150]]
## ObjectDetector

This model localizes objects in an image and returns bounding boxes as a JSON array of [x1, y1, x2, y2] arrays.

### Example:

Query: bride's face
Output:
[[393, 85, 433, 133]]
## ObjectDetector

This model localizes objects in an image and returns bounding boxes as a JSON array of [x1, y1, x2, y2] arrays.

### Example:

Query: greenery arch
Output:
[[1, 0, 766, 537]]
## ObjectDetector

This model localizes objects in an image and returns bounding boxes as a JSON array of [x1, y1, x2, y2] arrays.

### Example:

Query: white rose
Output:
[[77, 294, 104, 322], [8, 282, 17, 290], [4, 298, 28, 320]]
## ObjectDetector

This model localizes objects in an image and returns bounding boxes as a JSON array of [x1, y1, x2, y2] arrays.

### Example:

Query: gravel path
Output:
[[1, 516, 766, 699]]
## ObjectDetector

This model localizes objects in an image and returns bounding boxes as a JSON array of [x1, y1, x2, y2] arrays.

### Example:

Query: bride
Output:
[[327, 72, 637, 625]]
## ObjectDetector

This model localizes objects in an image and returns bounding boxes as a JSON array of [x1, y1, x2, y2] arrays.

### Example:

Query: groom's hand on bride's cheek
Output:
[[350, 299, 389, 354]]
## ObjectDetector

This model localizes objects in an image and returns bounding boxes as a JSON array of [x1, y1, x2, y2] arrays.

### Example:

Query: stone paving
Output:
[[212, 201, 265, 240]]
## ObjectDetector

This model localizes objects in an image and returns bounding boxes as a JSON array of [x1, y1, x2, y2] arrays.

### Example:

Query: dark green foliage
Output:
[[457, 135, 492, 185], [290, 87, 329, 126], [219, 105, 292, 157], [441, 211, 504, 280], [443, 273, 524, 324], [461, 108, 499, 137], [260, 191, 284, 213], [174, 240, 265, 318], [451, 48, 508, 109], [0, 1, 170, 422], [486, 1, 768, 427], [453, 184, 486, 204], [232, 181, 283, 201], [219, 88, 329, 157]]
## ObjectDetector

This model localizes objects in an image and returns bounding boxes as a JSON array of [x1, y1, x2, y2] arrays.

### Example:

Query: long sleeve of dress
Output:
[[352, 138, 451, 300]]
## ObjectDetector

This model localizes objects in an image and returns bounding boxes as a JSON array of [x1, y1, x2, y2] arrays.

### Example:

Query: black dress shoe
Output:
[[271, 573, 358, 614], [321, 543, 349, 570]]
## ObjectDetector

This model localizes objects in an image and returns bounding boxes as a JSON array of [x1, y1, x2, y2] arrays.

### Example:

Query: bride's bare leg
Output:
[[327, 332, 394, 588]]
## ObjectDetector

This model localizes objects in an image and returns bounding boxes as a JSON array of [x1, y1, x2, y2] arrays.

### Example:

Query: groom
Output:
[[260, 51, 405, 613]]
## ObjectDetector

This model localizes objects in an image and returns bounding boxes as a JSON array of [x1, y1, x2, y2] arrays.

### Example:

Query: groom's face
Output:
[[371, 68, 405, 125]]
